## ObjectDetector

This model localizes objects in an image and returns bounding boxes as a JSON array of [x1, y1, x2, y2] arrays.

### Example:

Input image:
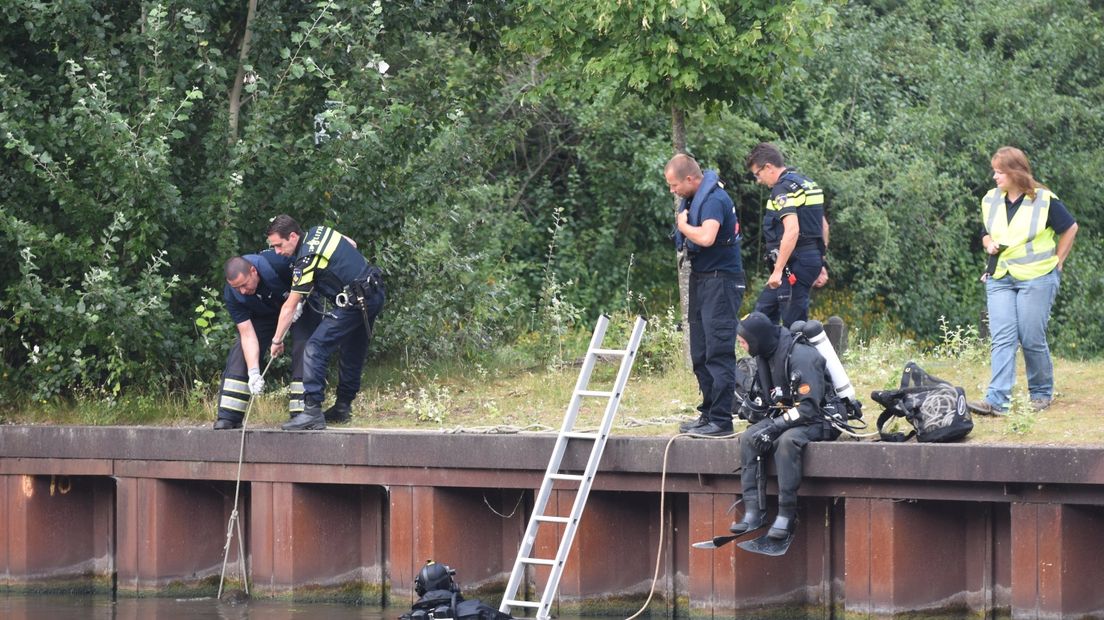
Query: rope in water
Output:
[[217, 356, 275, 600], [624, 429, 739, 620]]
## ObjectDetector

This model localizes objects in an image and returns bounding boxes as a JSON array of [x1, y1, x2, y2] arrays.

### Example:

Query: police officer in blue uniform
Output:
[[266, 215, 385, 431], [214, 252, 320, 429], [745, 143, 829, 327], [666, 154, 746, 437]]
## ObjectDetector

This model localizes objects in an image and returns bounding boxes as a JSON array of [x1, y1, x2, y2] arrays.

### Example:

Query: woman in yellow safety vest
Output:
[[967, 147, 1078, 416]]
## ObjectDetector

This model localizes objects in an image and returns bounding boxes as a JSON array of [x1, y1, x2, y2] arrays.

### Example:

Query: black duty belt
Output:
[[690, 270, 742, 279]]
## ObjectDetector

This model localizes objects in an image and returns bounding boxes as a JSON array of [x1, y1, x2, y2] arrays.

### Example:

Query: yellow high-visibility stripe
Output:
[[293, 226, 347, 293], [767, 189, 824, 211], [219, 395, 249, 412], [981, 188, 1059, 280]]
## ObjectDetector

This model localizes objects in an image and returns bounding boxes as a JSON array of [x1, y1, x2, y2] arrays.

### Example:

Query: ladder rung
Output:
[[500, 317, 646, 618], [548, 473, 585, 481], [591, 348, 627, 356]]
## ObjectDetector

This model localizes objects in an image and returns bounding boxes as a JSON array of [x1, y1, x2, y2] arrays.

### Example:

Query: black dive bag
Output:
[[872, 362, 973, 443]]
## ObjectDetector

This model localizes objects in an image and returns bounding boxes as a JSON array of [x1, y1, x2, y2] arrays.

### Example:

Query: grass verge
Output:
[[3, 331, 1101, 445]]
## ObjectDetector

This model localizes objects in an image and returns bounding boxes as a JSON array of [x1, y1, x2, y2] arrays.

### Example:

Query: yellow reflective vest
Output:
[[981, 187, 1059, 280]]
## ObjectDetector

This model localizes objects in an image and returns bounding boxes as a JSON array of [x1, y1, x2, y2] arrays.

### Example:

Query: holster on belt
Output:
[[350, 267, 383, 341]]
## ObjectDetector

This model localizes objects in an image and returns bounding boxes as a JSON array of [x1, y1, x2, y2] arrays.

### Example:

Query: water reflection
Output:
[[0, 595, 597, 620], [0, 594, 391, 620]]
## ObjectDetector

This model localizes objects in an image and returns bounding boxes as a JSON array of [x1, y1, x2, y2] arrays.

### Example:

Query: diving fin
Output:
[[736, 530, 795, 556], [693, 495, 766, 549], [691, 525, 765, 550], [692, 535, 738, 550]]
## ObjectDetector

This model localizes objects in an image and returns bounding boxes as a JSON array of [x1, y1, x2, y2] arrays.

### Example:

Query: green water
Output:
[[0, 594, 606, 620], [0, 594, 996, 619], [1, 594, 385, 619]]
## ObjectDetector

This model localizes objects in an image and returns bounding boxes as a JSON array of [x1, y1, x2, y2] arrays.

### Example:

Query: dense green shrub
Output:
[[738, 0, 1104, 343], [2, 0, 1103, 403], [1051, 236, 1104, 358]]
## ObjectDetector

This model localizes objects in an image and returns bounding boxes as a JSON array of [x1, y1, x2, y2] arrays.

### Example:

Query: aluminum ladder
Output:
[[499, 314, 647, 619]]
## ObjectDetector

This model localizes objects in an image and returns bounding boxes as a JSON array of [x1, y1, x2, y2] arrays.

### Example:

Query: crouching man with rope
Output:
[[728, 311, 851, 555], [214, 252, 321, 429], [266, 214, 385, 431]]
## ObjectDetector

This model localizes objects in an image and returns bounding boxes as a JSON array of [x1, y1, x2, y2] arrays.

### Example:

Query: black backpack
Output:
[[872, 362, 973, 443]]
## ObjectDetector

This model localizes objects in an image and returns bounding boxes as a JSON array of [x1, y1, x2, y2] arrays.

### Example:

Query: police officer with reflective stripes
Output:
[[214, 252, 320, 429], [266, 214, 385, 431], [745, 143, 829, 327], [666, 154, 746, 437], [967, 146, 1078, 415]]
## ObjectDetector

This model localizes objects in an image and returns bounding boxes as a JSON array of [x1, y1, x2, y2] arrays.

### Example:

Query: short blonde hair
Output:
[[665, 153, 702, 179]]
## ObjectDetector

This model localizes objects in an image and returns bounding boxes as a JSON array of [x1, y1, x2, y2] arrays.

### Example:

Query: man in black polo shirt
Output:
[[215, 252, 320, 429], [666, 154, 746, 437]]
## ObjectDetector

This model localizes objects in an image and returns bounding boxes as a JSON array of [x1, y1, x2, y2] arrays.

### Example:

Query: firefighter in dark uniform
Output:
[[745, 143, 829, 327], [266, 214, 385, 431], [729, 312, 840, 540], [666, 154, 746, 437], [214, 252, 320, 429]]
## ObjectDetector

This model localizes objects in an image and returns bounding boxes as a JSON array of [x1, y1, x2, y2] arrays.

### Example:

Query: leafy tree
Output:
[[0, 1, 534, 398], [749, 0, 1104, 350], [505, 0, 839, 357]]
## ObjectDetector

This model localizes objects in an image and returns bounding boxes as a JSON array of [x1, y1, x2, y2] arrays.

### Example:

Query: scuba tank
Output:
[[798, 320, 854, 401], [793, 319, 863, 422]]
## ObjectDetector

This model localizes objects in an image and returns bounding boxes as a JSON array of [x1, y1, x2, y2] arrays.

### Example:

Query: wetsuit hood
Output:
[[738, 312, 781, 359]]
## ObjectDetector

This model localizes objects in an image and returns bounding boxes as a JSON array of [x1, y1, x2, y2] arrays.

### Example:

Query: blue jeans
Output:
[[984, 269, 1060, 408]]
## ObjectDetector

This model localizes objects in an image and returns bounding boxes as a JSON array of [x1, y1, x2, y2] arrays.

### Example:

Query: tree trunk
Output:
[[138, 6, 147, 89], [228, 0, 258, 144], [672, 106, 692, 369]]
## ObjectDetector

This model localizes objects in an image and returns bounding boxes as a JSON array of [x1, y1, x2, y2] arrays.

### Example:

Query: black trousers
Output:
[[739, 419, 832, 514], [754, 248, 822, 328], [216, 308, 320, 423], [302, 284, 385, 406], [688, 270, 744, 426]]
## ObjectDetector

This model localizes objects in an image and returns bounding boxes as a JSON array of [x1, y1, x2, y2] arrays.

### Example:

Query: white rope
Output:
[[623, 430, 740, 620], [217, 356, 275, 599], [483, 491, 526, 519]]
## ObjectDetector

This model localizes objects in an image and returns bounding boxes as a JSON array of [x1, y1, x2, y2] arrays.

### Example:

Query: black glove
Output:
[[750, 417, 788, 454]]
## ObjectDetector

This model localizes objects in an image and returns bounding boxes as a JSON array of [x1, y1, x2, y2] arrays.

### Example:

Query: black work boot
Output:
[[282, 404, 326, 431], [768, 511, 796, 540], [213, 418, 242, 430], [323, 400, 353, 424], [678, 415, 707, 433], [729, 500, 765, 534]]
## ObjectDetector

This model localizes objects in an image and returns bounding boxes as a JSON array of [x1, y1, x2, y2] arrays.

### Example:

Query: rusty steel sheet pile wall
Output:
[[1, 426, 1104, 617]]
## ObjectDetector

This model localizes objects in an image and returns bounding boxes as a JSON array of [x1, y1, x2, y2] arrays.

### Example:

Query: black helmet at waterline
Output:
[[415, 561, 458, 596]]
